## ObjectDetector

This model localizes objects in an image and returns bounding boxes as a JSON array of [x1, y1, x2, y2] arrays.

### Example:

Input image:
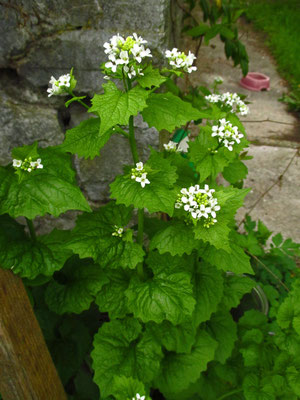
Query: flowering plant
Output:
[[0, 31, 299, 400]]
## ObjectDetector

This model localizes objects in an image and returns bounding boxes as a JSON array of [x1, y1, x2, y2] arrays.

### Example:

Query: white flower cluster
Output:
[[13, 157, 43, 172], [165, 48, 197, 73], [47, 74, 71, 97], [163, 141, 178, 152], [214, 76, 223, 84], [205, 92, 249, 116], [103, 33, 152, 77], [112, 225, 124, 237], [132, 394, 145, 400], [212, 118, 244, 151], [131, 162, 150, 188], [175, 184, 220, 228]]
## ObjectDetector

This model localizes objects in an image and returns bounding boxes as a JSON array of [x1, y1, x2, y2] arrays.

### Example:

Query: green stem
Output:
[[217, 388, 243, 400], [124, 78, 145, 279], [129, 116, 139, 164], [114, 126, 129, 138], [77, 98, 90, 110], [137, 209, 144, 245], [68, 89, 90, 109], [26, 218, 36, 241]]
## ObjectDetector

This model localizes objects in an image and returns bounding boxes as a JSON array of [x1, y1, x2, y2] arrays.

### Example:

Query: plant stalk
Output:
[[128, 116, 139, 164], [217, 388, 243, 400], [26, 218, 36, 241], [114, 126, 130, 138], [125, 77, 145, 278], [137, 208, 144, 245], [76, 98, 90, 110], [68, 89, 90, 109]]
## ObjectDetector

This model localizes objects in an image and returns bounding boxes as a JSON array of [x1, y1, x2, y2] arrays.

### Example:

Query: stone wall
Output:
[[0, 0, 181, 205]]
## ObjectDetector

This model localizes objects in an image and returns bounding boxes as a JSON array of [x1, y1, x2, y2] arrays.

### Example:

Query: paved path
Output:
[[184, 20, 300, 241]]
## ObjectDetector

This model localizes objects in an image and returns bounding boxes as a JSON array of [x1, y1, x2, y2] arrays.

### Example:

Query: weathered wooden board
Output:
[[0, 268, 67, 400]]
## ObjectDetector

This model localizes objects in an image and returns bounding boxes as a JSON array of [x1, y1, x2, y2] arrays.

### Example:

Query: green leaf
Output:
[[125, 270, 195, 324], [91, 318, 162, 398], [0, 146, 91, 219], [169, 152, 198, 188], [287, 366, 300, 396], [186, 23, 210, 37], [200, 240, 254, 274], [222, 158, 248, 183], [193, 187, 250, 250], [188, 126, 233, 182], [222, 274, 256, 310], [89, 81, 149, 135], [277, 287, 300, 334], [142, 92, 208, 132], [243, 374, 276, 400], [65, 202, 145, 269], [112, 376, 148, 400], [0, 215, 72, 279], [155, 329, 217, 396], [74, 367, 100, 400], [207, 309, 237, 363], [45, 256, 108, 314], [95, 268, 132, 319], [239, 310, 268, 330], [137, 65, 166, 88], [146, 250, 195, 275], [12, 141, 39, 160], [242, 328, 264, 345], [272, 233, 283, 247], [146, 320, 197, 353], [61, 118, 114, 159], [110, 150, 178, 215], [204, 24, 222, 44], [150, 220, 201, 256], [51, 317, 91, 385], [220, 26, 235, 40], [193, 262, 224, 325]]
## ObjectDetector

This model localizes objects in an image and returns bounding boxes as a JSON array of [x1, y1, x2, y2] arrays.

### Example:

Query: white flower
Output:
[[163, 141, 178, 152], [116, 50, 129, 65], [47, 74, 71, 97], [136, 173, 150, 188], [132, 394, 145, 400], [58, 74, 71, 87], [13, 159, 22, 168], [133, 33, 147, 45], [30, 158, 43, 169], [165, 48, 197, 74], [205, 92, 249, 116], [175, 184, 220, 227], [214, 76, 223, 84], [105, 61, 117, 73], [136, 162, 144, 171], [103, 33, 152, 76], [13, 157, 43, 172], [211, 119, 243, 151], [112, 225, 124, 237], [205, 94, 220, 103]]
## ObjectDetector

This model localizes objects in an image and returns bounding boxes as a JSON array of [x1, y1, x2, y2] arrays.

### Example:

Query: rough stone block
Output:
[[0, 0, 181, 211], [0, 71, 63, 165]]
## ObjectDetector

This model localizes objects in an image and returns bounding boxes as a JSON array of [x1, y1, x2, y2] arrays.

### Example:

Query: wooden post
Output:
[[0, 268, 67, 400]]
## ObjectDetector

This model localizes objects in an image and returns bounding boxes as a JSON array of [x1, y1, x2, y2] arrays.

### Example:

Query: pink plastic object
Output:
[[240, 72, 270, 91]]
